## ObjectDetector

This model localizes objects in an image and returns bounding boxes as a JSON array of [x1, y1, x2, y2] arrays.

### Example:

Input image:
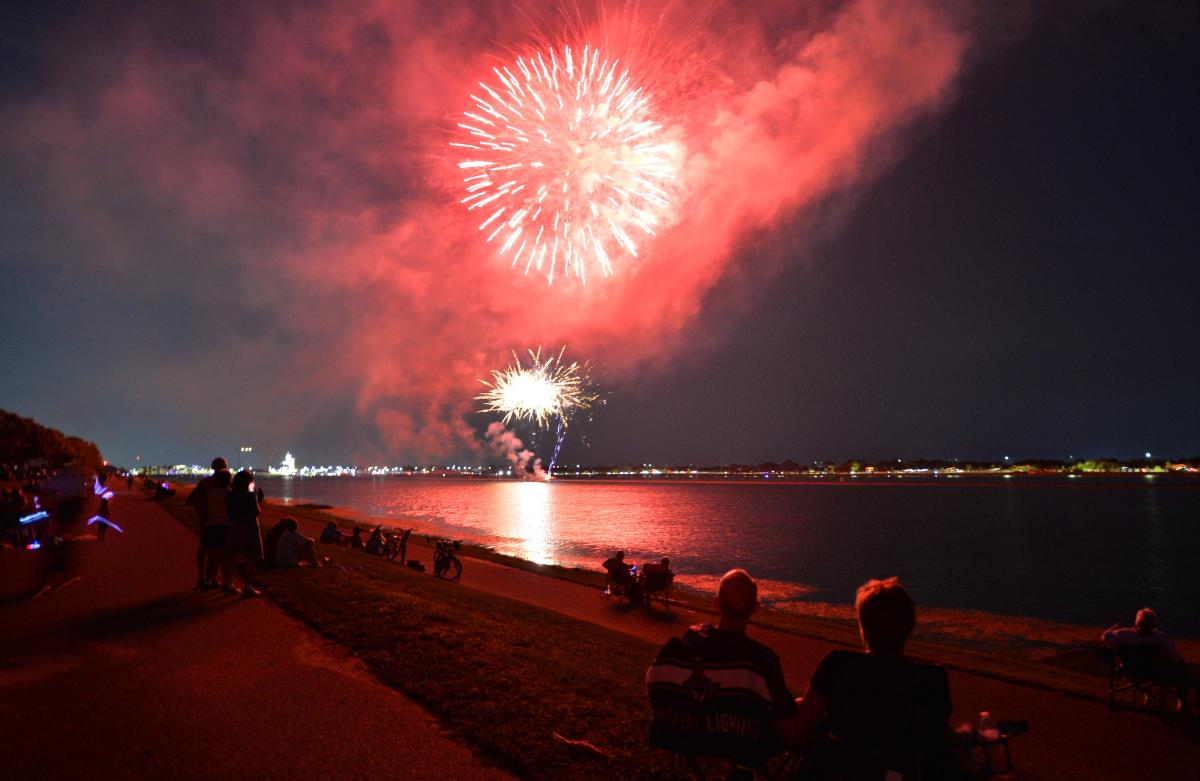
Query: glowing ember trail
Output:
[[477, 347, 597, 429], [453, 44, 680, 284]]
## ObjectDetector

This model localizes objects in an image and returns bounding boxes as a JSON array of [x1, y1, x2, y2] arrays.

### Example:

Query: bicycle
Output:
[[433, 539, 463, 581]]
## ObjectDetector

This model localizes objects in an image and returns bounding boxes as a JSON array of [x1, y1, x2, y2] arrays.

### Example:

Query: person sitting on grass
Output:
[[262, 517, 289, 566], [348, 527, 364, 549], [790, 577, 957, 780], [276, 518, 320, 567], [319, 520, 342, 545], [365, 526, 385, 556], [647, 569, 803, 769]]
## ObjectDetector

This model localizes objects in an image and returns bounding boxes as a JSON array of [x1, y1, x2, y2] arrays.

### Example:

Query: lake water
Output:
[[255, 474, 1200, 637]]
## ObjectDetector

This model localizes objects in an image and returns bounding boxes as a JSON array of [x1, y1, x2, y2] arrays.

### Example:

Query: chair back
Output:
[[1115, 643, 1169, 681], [644, 566, 674, 592], [648, 643, 783, 767]]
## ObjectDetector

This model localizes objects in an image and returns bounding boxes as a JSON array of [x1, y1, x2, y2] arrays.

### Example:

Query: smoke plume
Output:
[[4, 0, 974, 463], [485, 422, 547, 479]]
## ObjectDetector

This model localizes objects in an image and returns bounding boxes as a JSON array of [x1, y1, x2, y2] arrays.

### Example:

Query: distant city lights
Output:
[[127, 452, 1198, 481]]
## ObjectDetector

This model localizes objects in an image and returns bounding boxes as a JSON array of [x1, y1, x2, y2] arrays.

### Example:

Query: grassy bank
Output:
[[259, 547, 671, 779], [155, 488, 675, 779]]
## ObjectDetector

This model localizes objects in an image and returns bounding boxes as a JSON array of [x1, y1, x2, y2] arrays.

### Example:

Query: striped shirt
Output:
[[646, 624, 797, 763]]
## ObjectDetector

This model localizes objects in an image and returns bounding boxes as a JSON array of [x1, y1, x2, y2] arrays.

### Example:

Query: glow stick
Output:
[[87, 515, 125, 534]]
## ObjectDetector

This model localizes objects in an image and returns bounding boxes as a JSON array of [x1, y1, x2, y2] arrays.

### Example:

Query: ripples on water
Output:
[[259, 474, 1200, 636]]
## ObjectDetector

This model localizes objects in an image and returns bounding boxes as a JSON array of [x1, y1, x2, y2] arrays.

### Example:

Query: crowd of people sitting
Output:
[[186, 455, 421, 596], [0, 461, 50, 486], [323, 521, 414, 563]]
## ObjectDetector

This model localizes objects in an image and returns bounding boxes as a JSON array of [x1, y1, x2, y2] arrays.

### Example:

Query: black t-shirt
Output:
[[808, 650, 952, 772]]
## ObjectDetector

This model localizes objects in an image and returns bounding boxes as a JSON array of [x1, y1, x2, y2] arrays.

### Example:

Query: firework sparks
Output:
[[477, 347, 597, 429], [453, 43, 680, 284]]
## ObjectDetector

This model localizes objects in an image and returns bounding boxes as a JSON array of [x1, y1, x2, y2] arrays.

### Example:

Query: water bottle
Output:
[[977, 711, 999, 741], [977, 711, 1005, 771]]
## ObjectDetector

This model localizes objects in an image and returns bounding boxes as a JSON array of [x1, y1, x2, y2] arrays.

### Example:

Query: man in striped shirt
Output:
[[646, 569, 802, 765]]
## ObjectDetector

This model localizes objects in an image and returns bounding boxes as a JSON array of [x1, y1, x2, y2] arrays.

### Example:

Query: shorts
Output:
[[201, 524, 229, 549]]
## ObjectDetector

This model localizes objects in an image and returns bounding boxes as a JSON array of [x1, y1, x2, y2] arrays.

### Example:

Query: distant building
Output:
[[271, 451, 297, 477]]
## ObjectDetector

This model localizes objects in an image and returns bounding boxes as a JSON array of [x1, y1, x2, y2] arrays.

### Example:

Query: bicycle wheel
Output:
[[437, 555, 462, 582]]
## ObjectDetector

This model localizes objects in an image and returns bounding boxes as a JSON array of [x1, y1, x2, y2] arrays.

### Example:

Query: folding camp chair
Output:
[[1107, 644, 1184, 713]]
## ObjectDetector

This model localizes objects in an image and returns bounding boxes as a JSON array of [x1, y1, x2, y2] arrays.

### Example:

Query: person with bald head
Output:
[[646, 569, 803, 768], [1102, 607, 1183, 665]]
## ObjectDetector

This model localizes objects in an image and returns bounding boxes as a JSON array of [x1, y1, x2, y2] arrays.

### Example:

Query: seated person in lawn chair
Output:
[[603, 550, 639, 602], [641, 556, 675, 608], [790, 578, 963, 781], [1103, 607, 1192, 712], [647, 569, 804, 778]]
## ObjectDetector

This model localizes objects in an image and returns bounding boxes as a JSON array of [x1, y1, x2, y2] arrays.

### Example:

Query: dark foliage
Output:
[[0, 409, 104, 471]]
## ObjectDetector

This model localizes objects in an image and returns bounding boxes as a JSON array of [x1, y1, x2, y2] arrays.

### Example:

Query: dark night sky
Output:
[[1, 1, 1198, 468]]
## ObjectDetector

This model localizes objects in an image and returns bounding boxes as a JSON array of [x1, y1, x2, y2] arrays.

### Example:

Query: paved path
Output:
[[278, 508, 1199, 781], [0, 488, 513, 781]]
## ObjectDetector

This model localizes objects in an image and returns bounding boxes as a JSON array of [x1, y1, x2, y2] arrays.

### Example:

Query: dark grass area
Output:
[[258, 552, 673, 779], [155, 489, 676, 779]]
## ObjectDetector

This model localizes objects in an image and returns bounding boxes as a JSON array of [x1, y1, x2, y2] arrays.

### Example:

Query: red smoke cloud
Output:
[[13, 0, 969, 462]]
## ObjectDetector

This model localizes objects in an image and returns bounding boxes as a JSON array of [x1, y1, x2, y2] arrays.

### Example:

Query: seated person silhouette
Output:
[[276, 518, 319, 567], [1103, 607, 1183, 665], [646, 569, 801, 769], [603, 550, 633, 586], [365, 527, 385, 556], [643, 556, 673, 578], [1103, 607, 1189, 694], [262, 518, 289, 566], [792, 577, 955, 781], [319, 521, 342, 544], [641, 557, 674, 605]]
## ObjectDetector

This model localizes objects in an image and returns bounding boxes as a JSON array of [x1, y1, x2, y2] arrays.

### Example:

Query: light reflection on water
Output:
[[261, 475, 1200, 636], [500, 481, 554, 565]]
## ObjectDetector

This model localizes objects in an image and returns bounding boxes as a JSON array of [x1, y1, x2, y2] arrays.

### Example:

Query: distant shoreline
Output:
[[139, 460, 1200, 481]]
